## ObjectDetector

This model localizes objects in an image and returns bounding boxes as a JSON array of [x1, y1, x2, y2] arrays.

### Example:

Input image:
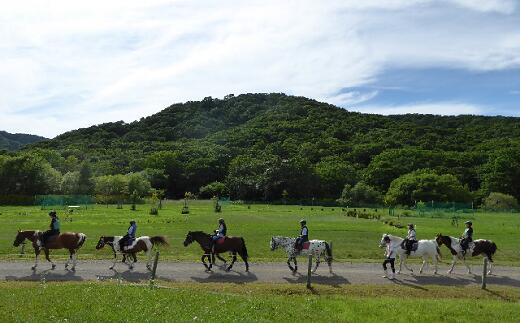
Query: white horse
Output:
[[270, 236, 333, 274], [436, 234, 497, 275], [96, 235, 168, 270], [380, 234, 441, 274]]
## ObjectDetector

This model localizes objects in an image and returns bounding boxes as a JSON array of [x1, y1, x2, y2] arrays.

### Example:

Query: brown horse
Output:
[[13, 230, 87, 271], [96, 235, 168, 270], [183, 231, 249, 272]]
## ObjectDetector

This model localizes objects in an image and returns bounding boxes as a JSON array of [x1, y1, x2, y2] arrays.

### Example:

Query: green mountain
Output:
[[0, 131, 47, 151], [21, 93, 520, 201]]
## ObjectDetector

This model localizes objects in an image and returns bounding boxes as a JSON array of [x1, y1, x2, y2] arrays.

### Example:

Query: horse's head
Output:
[[380, 234, 390, 247], [183, 232, 194, 247], [13, 230, 25, 247], [270, 237, 279, 251], [96, 236, 107, 250]]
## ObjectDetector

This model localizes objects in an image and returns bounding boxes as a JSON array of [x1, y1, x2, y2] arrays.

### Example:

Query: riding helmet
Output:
[[300, 219, 306, 225], [218, 218, 225, 224], [130, 220, 136, 225], [408, 223, 415, 228], [465, 221, 472, 225], [48, 211, 57, 217]]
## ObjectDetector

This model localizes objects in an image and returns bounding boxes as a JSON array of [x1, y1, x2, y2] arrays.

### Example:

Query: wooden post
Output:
[[306, 255, 312, 289], [481, 258, 488, 289], [151, 251, 160, 281]]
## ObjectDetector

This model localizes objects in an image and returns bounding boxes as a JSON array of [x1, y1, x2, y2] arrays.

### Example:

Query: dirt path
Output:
[[2, 259, 520, 287]]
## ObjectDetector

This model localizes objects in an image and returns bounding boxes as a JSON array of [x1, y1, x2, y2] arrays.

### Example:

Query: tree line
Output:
[[1, 93, 519, 208]]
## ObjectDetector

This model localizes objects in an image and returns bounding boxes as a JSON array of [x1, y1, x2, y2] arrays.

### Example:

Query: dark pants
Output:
[[383, 258, 395, 273], [41, 230, 59, 246], [405, 239, 417, 254], [461, 238, 472, 252], [119, 235, 134, 250], [295, 236, 308, 250]]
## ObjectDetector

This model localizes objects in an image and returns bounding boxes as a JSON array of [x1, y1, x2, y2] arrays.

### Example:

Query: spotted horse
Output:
[[270, 236, 333, 274]]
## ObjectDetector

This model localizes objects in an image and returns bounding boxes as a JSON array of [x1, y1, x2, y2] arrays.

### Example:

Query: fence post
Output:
[[151, 251, 160, 282], [306, 255, 312, 289], [481, 258, 488, 289]]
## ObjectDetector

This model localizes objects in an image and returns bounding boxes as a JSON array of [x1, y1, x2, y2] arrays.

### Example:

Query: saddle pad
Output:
[[302, 242, 311, 250], [216, 237, 226, 245]]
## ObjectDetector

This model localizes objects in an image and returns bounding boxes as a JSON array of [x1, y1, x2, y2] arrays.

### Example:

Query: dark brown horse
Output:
[[96, 235, 168, 270], [183, 231, 249, 272], [13, 230, 87, 271], [436, 233, 497, 274]]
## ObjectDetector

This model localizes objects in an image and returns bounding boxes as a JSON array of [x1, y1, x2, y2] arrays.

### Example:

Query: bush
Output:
[[199, 182, 229, 199], [337, 181, 383, 207], [483, 192, 519, 211]]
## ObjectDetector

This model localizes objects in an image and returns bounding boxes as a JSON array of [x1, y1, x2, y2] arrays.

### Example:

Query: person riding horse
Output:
[[211, 218, 227, 253], [119, 220, 137, 251], [403, 223, 417, 255], [460, 220, 473, 256], [295, 219, 309, 252], [38, 211, 61, 249]]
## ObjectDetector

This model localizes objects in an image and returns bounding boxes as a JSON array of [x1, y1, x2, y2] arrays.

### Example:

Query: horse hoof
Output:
[[109, 266, 114, 270], [31, 266, 36, 271], [51, 265, 56, 270], [71, 267, 76, 272], [65, 264, 68, 269]]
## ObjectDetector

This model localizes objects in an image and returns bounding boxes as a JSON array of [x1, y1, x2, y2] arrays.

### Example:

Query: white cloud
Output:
[[0, 0, 518, 137], [353, 102, 484, 115]]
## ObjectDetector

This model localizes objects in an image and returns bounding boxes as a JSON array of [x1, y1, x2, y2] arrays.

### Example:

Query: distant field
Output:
[[0, 201, 519, 265], [1, 282, 519, 322]]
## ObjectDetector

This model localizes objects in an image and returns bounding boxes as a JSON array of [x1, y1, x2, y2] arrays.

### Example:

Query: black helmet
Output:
[[299, 219, 306, 225], [465, 221, 472, 225], [130, 220, 136, 225], [384, 235, 391, 242], [218, 218, 225, 224], [48, 211, 57, 217], [408, 223, 415, 228]]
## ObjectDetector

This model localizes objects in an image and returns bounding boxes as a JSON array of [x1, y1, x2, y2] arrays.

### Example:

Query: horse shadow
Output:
[[6, 268, 84, 282], [96, 269, 173, 283], [283, 272, 349, 287], [190, 269, 258, 284]]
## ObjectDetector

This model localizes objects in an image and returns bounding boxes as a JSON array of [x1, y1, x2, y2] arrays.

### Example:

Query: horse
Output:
[[13, 230, 87, 271], [183, 231, 249, 272], [379, 234, 441, 275], [436, 233, 497, 275], [96, 235, 168, 270], [270, 236, 333, 274]]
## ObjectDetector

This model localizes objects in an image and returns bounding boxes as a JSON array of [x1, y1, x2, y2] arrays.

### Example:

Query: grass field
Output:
[[1, 281, 519, 322], [1, 201, 519, 264]]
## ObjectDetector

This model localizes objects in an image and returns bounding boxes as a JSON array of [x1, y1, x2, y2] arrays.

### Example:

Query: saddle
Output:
[[216, 237, 226, 245], [400, 240, 418, 252], [301, 242, 311, 250], [123, 238, 137, 251]]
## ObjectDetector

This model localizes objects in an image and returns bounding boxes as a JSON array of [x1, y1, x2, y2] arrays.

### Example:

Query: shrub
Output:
[[483, 192, 519, 211]]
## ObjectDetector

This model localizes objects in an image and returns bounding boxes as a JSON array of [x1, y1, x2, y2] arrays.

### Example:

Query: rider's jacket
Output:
[[127, 224, 137, 238], [463, 227, 473, 240], [407, 229, 416, 240], [216, 223, 227, 237], [50, 217, 60, 232], [385, 243, 396, 259], [300, 226, 309, 240]]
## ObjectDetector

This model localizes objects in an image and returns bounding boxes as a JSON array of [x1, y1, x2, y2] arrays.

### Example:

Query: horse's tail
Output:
[[490, 241, 498, 255], [76, 233, 87, 249], [150, 236, 169, 247], [240, 237, 248, 261], [325, 241, 333, 263]]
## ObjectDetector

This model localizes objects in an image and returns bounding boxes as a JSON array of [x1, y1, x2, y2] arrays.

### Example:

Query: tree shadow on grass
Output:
[[6, 268, 84, 282]]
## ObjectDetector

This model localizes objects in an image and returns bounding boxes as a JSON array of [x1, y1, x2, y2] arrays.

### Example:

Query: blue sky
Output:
[[0, 0, 519, 137]]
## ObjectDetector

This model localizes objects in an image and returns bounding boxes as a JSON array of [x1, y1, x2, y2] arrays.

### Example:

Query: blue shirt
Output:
[[128, 224, 137, 238]]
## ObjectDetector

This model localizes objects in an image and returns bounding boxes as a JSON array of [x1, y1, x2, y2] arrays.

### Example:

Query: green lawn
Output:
[[1, 282, 519, 322], [1, 201, 519, 264]]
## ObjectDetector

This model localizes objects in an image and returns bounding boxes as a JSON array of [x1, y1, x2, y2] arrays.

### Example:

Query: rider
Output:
[[295, 219, 309, 252], [39, 211, 61, 248], [211, 218, 227, 253], [404, 223, 417, 255], [119, 220, 137, 251], [382, 235, 396, 280], [460, 220, 473, 256]]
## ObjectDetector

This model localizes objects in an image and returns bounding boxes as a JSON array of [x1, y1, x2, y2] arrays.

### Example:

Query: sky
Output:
[[1, 0, 519, 138]]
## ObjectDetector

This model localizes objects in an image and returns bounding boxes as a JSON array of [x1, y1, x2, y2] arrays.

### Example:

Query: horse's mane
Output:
[[189, 231, 212, 238]]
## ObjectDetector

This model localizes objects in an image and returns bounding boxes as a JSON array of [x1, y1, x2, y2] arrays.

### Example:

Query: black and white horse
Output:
[[436, 234, 497, 274], [270, 236, 332, 274], [380, 234, 441, 274]]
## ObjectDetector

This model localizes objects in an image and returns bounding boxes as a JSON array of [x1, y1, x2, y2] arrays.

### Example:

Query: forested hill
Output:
[[0, 131, 46, 151], [11, 93, 520, 203]]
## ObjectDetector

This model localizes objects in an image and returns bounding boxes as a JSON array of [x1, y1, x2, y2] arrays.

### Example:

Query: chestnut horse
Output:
[[183, 231, 249, 272], [13, 230, 87, 271], [96, 235, 168, 270]]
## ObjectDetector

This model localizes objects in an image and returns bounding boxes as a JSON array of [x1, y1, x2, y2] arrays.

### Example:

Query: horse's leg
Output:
[[397, 255, 402, 274], [287, 256, 295, 272], [216, 254, 227, 264], [65, 249, 72, 268], [447, 255, 457, 274], [128, 253, 135, 270], [201, 254, 211, 271], [312, 254, 320, 273], [226, 252, 237, 272], [146, 249, 152, 271], [44, 248, 56, 270], [462, 257, 471, 274], [71, 251, 78, 271], [293, 257, 298, 272], [402, 255, 413, 273], [433, 254, 438, 275], [419, 257, 426, 274], [110, 251, 117, 270], [487, 254, 494, 275], [32, 248, 40, 270], [238, 249, 249, 272]]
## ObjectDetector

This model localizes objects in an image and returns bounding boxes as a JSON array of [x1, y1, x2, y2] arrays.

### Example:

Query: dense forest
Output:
[[0, 131, 46, 151], [1, 93, 519, 207]]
